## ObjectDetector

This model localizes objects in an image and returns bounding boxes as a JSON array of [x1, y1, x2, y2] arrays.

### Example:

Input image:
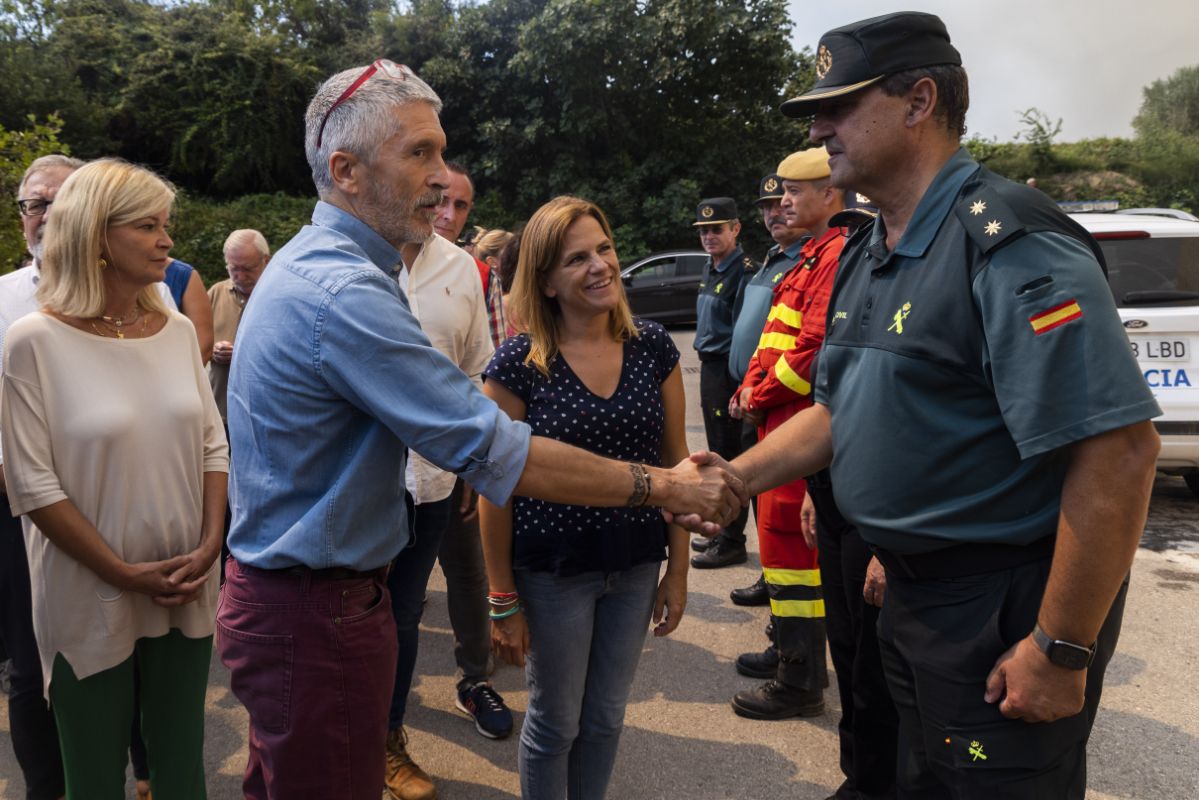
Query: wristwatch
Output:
[[1031, 624, 1096, 670]]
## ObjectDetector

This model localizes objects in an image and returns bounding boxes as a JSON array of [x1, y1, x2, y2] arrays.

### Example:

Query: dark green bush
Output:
[[170, 192, 315, 286]]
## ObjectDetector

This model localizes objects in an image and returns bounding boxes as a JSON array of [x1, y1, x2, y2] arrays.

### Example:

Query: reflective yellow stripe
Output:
[[767, 303, 803, 328], [773, 357, 811, 396], [763, 567, 821, 586], [770, 598, 826, 618], [756, 332, 797, 352]]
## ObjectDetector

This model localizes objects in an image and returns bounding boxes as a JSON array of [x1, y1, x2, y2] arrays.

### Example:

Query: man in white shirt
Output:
[[383, 170, 504, 800], [0, 153, 83, 800]]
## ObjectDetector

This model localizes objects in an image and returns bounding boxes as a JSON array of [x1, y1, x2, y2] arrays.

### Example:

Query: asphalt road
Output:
[[2, 328, 1197, 799]]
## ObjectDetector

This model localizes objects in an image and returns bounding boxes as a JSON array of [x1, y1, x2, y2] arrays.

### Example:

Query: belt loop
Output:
[[299, 568, 312, 596]]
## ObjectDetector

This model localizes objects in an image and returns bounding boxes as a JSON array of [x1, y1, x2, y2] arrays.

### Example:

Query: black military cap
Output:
[[756, 175, 784, 205], [781, 12, 961, 118], [829, 190, 879, 230], [693, 197, 739, 226]]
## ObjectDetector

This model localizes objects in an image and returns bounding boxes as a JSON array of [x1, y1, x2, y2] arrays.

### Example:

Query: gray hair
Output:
[[304, 64, 442, 195], [17, 154, 85, 197], [223, 228, 270, 258]]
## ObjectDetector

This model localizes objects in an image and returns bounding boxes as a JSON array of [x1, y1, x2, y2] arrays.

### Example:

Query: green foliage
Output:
[[1015, 108, 1063, 174], [171, 192, 315, 285], [0, 114, 67, 272], [1134, 64, 1199, 138], [0, 0, 815, 256], [417, 0, 811, 258]]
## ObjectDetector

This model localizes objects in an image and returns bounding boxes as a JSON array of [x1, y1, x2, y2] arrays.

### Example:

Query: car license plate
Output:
[[1129, 336, 1190, 362]]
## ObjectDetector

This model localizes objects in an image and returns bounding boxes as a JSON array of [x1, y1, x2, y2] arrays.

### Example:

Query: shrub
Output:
[[0, 115, 68, 272], [170, 192, 315, 285]]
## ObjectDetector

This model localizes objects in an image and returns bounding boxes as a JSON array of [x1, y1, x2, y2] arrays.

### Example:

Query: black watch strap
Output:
[[1032, 624, 1096, 670]]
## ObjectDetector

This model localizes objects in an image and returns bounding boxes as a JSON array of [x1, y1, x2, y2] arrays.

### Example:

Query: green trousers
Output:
[[50, 629, 212, 800]]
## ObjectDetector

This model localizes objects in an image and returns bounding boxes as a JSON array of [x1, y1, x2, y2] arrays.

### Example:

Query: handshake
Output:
[[656, 452, 749, 534]]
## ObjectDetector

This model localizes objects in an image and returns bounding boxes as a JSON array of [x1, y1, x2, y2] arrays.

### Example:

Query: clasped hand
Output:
[[660, 451, 748, 535], [119, 542, 220, 608]]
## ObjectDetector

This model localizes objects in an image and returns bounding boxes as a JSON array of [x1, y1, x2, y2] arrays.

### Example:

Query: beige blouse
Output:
[[1, 311, 229, 696]]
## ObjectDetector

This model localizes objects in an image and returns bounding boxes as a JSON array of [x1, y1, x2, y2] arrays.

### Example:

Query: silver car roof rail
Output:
[[1115, 208, 1199, 222]]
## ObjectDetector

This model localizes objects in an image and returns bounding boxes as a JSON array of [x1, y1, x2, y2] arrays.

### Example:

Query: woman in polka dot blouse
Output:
[[480, 196, 691, 799]]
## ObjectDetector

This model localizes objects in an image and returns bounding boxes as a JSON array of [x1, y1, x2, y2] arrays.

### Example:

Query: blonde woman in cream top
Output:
[[0, 158, 227, 799]]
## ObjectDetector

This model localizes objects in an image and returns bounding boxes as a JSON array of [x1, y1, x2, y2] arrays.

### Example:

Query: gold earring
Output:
[[98, 257, 107, 270]]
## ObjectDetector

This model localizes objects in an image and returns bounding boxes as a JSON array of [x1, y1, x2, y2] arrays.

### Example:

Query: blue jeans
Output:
[[386, 495, 453, 730], [516, 561, 660, 800]]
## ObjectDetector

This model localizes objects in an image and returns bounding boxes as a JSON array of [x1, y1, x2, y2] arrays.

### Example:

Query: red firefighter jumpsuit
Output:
[[738, 227, 844, 691]]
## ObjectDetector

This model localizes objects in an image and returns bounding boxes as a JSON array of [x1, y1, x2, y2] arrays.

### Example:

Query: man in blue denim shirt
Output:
[[216, 61, 744, 800]]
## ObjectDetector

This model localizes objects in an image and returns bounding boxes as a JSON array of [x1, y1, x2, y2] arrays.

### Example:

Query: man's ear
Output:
[[731, 221, 742, 238], [906, 77, 939, 128], [329, 150, 362, 196]]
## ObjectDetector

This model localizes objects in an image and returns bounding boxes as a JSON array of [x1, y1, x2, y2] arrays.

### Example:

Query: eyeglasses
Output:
[[17, 198, 52, 217], [316, 59, 411, 149]]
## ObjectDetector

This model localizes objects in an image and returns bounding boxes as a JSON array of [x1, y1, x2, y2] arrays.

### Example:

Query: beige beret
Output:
[[776, 147, 831, 181]]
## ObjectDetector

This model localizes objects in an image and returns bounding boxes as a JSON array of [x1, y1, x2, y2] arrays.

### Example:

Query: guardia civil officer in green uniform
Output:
[[683, 12, 1161, 798], [691, 197, 759, 569]]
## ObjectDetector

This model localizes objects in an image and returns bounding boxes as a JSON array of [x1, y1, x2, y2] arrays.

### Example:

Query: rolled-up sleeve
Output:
[[318, 273, 530, 506]]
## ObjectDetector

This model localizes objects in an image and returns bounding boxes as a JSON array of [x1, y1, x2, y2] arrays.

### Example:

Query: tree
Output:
[[113, 4, 322, 195], [0, 114, 68, 271], [1016, 107, 1062, 175], [1134, 64, 1199, 138], [421, 0, 811, 257]]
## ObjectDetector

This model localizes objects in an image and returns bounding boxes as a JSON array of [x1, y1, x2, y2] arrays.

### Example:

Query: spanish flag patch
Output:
[[1029, 300, 1083, 335]]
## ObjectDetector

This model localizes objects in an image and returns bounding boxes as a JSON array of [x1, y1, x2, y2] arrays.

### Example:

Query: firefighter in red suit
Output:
[[729, 146, 847, 719]]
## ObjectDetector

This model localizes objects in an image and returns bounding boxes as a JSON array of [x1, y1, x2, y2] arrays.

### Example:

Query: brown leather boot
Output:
[[385, 727, 437, 800]]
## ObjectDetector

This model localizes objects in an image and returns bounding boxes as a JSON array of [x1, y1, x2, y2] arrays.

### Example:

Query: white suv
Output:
[[1072, 210, 1199, 496]]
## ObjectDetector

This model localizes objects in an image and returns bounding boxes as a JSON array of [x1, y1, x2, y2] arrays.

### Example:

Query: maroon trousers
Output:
[[217, 559, 397, 800]]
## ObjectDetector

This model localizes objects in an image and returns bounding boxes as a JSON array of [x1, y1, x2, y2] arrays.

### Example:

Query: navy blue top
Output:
[[164, 259, 193, 308], [484, 319, 680, 576]]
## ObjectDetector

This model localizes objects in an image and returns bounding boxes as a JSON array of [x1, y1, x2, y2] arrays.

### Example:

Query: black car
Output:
[[620, 250, 708, 325]]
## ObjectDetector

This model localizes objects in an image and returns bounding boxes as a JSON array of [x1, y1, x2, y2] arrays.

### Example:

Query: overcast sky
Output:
[[786, 1, 1199, 142]]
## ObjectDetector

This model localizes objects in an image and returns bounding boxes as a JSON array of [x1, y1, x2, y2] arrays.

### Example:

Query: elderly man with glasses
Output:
[[216, 61, 745, 800]]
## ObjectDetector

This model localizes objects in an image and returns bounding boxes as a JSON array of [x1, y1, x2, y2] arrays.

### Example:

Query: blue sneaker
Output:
[[455, 681, 513, 739]]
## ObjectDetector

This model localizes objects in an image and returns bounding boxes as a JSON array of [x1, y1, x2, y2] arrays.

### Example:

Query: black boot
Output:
[[690, 533, 747, 569], [733, 614, 829, 718], [736, 613, 779, 678], [690, 535, 714, 553], [730, 574, 769, 606], [731, 679, 825, 720], [735, 644, 779, 678]]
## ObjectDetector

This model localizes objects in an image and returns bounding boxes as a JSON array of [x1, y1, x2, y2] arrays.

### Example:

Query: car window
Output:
[[627, 257, 677, 285], [678, 256, 708, 276], [1103, 236, 1199, 308]]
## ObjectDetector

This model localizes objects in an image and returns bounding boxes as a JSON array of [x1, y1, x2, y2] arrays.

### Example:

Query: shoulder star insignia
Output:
[[970, 200, 987, 216], [984, 220, 1002, 236]]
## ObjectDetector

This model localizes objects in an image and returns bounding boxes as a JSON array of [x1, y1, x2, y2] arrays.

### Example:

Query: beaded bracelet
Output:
[[489, 604, 522, 620], [487, 591, 519, 608]]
